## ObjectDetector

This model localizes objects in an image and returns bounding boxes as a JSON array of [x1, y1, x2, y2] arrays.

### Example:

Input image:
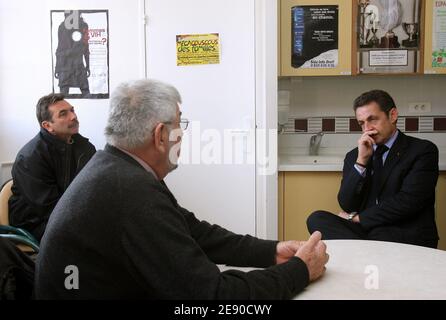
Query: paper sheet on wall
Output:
[[433, 1, 446, 67], [176, 33, 220, 66], [291, 5, 339, 69], [51, 10, 109, 99]]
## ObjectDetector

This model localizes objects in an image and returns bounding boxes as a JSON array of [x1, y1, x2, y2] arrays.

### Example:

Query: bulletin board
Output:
[[280, 0, 352, 76]]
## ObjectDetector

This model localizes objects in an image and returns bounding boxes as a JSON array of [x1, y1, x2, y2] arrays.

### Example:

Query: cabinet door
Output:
[[424, 0, 446, 74], [436, 172, 446, 250], [278, 172, 285, 240], [282, 172, 342, 240], [281, 171, 446, 249], [279, 0, 352, 76]]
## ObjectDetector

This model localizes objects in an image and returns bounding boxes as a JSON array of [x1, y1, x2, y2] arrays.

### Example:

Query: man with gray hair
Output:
[[35, 79, 328, 299]]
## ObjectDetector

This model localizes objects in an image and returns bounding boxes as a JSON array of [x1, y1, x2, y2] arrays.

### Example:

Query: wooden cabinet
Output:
[[279, 171, 446, 250], [278, 171, 342, 240], [279, 0, 353, 76], [435, 172, 446, 250], [279, 0, 446, 76]]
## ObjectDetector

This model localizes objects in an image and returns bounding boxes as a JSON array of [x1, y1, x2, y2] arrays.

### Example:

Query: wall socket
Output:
[[408, 102, 432, 114]]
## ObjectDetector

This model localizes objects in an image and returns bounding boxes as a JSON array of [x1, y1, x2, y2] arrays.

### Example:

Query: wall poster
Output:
[[51, 10, 109, 99], [291, 5, 339, 69], [357, 0, 421, 74], [176, 33, 220, 66], [432, 0, 446, 67]]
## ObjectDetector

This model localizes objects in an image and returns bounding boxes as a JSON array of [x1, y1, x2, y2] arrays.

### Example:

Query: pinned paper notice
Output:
[[176, 33, 220, 66]]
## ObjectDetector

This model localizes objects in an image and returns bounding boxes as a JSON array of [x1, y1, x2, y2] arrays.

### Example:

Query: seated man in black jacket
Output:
[[8, 93, 96, 241], [307, 90, 439, 248], [35, 79, 328, 299]]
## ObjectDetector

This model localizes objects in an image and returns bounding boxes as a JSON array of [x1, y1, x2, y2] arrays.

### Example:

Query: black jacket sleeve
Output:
[[12, 153, 60, 218], [179, 206, 278, 267], [337, 149, 369, 213], [120, 189, 309, 300]]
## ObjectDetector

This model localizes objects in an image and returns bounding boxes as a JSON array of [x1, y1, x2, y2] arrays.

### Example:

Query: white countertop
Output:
[[278, 133, 446, 172]]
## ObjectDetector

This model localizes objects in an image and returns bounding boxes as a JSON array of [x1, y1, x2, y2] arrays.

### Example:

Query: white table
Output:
[[220, 240, 446, 300]]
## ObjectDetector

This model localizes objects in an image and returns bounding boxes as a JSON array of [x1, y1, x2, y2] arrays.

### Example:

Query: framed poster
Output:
[[280, 0, 352, 76], [356, 0, 422, 74], [51, 10, 109, 99], [291, 5, 339, 69], [424, 0, 446, 74]]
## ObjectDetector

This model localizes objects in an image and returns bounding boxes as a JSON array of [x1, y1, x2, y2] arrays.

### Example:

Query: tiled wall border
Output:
[[288, 116, 446, 133]]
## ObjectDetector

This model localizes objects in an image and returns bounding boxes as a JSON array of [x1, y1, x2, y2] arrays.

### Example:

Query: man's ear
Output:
[[390, 107, 398, 124], [41, 121, 53, 133], [153, 123, 167, 152]]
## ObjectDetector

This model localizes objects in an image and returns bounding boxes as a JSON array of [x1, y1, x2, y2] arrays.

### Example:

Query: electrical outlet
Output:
[[408, 102, 432, 114]]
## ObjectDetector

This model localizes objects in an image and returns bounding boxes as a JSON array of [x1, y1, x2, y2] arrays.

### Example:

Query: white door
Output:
[[145, 0, 256, 235]]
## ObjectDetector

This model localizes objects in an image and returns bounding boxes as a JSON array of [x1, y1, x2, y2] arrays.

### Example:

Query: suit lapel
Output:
[[376, 131, 408, 195]]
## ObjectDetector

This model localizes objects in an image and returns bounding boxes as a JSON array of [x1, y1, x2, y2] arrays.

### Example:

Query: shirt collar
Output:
[[373, 129, 398, 151], [40, 127, 75, 146], [115, 146, 159, 180]]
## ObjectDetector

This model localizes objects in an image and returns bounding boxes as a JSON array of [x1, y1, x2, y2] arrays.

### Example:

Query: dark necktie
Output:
[[366, 144, 389, 208]]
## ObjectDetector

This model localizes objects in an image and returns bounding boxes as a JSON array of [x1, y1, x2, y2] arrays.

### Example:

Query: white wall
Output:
[[279, 75, 446, 118], [278, 75, 446, 159], [0, 0, 280, 239], [0, 0, 146, 165], [0, 162, 13, 185]]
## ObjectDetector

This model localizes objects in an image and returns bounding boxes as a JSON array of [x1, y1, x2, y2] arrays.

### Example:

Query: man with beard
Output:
[[8, 93, 96, 241], [35, 79, 328, 299]]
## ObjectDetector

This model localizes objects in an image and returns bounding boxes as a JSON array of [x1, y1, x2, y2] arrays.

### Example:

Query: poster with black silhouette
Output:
[[51, 10, 109, 99], [291, 5, 339, 69]]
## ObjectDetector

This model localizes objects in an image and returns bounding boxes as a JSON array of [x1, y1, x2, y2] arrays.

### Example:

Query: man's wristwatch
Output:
[[347, 212, 357, 221]]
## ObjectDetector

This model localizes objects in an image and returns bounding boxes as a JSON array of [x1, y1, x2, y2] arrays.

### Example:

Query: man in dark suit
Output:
[[307, 89, 439, 248]]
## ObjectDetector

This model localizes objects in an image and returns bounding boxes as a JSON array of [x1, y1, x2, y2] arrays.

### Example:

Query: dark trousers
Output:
[[307, 210, 438, 248], [29, 222, 46, 243]]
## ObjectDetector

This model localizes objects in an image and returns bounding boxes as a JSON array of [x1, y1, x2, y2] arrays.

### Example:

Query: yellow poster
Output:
[[176, 33, 220, 66]]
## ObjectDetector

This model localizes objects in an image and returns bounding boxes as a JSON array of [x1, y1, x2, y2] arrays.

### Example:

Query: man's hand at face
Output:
[[357, 130, 377, 166]]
